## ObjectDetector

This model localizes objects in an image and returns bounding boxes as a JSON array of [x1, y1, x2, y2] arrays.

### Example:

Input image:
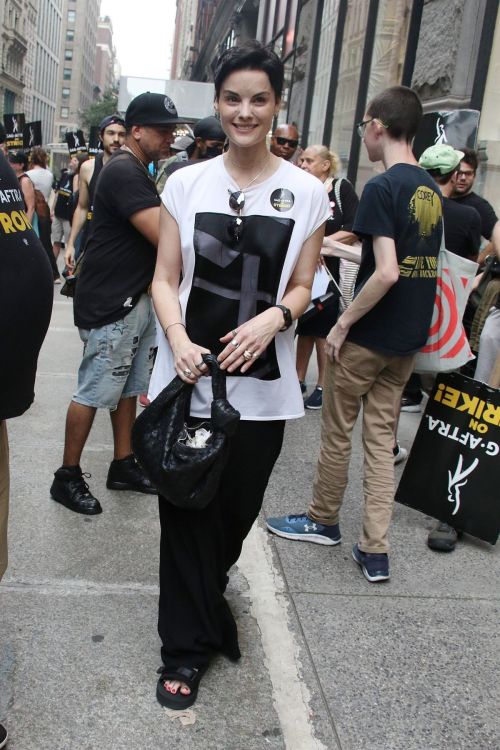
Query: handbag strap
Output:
[[333, 177, 343, 216], [322, 260, 347, 308], [202, 353, 227, 400]]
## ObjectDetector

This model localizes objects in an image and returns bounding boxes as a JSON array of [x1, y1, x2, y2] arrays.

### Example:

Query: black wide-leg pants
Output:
[[158, 419, 285, 670]]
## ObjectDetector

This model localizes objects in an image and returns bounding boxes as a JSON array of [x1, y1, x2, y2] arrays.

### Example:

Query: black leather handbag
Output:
[[132, 354, 240, 510]]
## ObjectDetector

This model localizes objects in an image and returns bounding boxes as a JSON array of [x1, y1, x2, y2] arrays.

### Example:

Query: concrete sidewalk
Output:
[[0, 291, 498, 750]]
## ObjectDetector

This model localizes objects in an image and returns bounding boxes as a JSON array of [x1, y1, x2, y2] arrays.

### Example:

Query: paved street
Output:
[[1, 289, 498, 750]]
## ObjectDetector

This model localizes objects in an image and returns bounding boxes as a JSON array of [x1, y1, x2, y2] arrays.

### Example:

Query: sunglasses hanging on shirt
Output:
[[226, 156, 271, 243]]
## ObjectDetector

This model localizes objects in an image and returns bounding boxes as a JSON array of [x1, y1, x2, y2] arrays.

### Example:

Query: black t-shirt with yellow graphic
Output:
[[351, 163, 442, 356], [0, 152, 53, 419]]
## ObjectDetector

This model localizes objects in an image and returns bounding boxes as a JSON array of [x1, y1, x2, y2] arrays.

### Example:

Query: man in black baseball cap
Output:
[[124, 92, 191, 128], [51, 91, 189, 515], [164, 115, 226, 180]]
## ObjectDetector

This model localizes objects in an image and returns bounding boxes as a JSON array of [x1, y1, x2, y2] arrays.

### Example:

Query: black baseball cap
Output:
[[99, 113, 125, 132], [193, 116, 226, 141], [125, 92, 194, 127]]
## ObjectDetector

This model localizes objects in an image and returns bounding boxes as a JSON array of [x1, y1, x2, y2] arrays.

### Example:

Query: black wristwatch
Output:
[[273, 304, 293, 331]]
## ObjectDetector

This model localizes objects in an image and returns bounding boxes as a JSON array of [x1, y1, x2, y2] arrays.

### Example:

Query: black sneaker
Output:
[[401, 395, 422, 413], [106, 454, 157, 494], [0, 722, 7, 749], [50, 466, 102, 515], [305, 386, 323, 410], [300, 381, 307, 395], [427, 522, 458, 552], [352, 543, 389, 582]]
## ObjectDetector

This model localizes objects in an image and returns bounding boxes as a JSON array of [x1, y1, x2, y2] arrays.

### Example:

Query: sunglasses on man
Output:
[[275, 136, 299, 148]]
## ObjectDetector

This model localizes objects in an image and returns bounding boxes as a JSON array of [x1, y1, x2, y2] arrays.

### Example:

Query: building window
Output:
[[63, 68, 72, 80], [62, 87, 70, 99], [66, 29, 74, 41], [65, 49, 73, 61], [61, 107, 69, 119], [68, 10, 76, 23]]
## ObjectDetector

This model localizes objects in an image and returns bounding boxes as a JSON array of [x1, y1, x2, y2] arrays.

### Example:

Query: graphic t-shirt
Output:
[[54, 170, 73, 221], [453, 191, 498, 240], [351, 163, 442, 356], [0, 153, 53, 419], [149, 156, 331, 420], [442, 197, 481, 259], [74, 150, 160, 329]]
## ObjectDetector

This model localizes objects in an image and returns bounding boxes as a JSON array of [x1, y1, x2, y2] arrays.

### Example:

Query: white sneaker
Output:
[[393, 443, 408, 465]]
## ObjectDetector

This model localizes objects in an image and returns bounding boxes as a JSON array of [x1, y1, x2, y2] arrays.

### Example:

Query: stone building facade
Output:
[[53, 0, 100, 142], [0, 0, 37, 121], [181, 0, 499, 205], [94, 16, 115, 97], [30, 0, 64, 144], [170, 0, 200, 81]]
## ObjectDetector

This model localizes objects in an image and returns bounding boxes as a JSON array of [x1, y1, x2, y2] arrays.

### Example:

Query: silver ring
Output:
[[195, 361, 205, 369], [231, 339, 240, 348], [243, 349, 253, 361], [183, 368, 193, 377], [231, 329, 237, 337]]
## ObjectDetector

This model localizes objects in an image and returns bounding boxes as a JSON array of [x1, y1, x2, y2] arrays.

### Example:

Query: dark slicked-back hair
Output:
[[366, 86, 422, 143], [460, 147, 478, 172], [214, 40, 284, 100]]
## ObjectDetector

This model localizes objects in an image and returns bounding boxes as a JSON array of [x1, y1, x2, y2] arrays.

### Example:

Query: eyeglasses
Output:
[[275, 136, 299, 148], [456, 169, 475, 178], [356, 117, 388, 138], [356, 118, 375, 138], [228, 190, 245, 242]]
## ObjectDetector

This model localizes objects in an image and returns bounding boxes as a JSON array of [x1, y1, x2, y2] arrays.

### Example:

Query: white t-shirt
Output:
[[26, 167, 53, 200], [149, 156, 330, 420]]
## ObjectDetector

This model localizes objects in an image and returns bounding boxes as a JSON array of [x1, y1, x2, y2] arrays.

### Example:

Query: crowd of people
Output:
[[1, 38, 499, 740]]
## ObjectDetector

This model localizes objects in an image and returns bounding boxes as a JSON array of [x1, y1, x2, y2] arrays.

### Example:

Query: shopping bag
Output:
[[395, 371, 500, 544], [414, 245, 478, 373]]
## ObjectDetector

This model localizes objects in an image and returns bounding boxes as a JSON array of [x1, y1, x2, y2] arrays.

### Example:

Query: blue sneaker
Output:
[[266, 513, 341, 546], [352, 543, 389, 582], [300, 381, 307, 394]]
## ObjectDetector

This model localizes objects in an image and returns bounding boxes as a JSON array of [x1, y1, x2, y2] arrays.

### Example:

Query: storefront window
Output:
[[307, 0, 341, 146], [355, 0, 413, 192], [329, 0, 370, 173]]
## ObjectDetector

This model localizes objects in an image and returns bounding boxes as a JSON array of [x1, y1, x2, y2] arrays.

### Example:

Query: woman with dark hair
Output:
[[149, 40, 330, 708]]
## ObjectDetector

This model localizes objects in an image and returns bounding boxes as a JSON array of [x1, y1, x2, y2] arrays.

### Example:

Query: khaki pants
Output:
[[0, 420, 9, 580], [308, 341, 414, 553]]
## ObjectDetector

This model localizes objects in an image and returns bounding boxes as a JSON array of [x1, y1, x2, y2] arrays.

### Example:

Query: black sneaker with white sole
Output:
[[352, 543, 389, 582]]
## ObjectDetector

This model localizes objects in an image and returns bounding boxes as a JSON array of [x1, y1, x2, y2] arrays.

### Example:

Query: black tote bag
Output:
[[132, 354, 240, 511]]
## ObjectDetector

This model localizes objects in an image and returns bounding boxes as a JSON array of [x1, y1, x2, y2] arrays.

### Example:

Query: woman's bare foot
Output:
[[163, 679, 191, 696], [163, 667, 200, 696]]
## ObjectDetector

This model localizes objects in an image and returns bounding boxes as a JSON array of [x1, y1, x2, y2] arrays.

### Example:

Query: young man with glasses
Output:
[[267, 86, 443, 583], [453, 148, 499, 256], [270, 123, 300, 161]]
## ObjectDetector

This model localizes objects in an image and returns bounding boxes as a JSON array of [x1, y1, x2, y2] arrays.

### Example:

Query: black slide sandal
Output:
[[156, 665, 206, 710]]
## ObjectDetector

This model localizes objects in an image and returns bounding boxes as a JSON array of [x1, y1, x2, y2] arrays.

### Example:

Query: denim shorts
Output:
[[73, 294, 156, 410]]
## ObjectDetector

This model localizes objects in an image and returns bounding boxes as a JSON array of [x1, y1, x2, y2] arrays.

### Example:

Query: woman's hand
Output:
[[218, 308, 283, 374], [169, 330, 211, 383]]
